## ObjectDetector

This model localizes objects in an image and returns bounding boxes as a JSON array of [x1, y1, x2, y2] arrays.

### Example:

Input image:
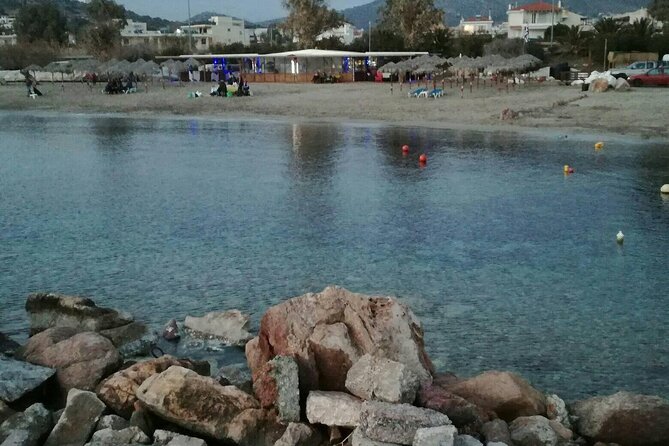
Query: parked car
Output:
[[628, 67, 669, 87], [611, 61, 662, 79]]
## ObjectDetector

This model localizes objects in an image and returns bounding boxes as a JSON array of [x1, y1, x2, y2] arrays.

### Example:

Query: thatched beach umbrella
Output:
[[135, 61, 161, 77], [24, 64, 42, 75], [184, 57, 200, 68]]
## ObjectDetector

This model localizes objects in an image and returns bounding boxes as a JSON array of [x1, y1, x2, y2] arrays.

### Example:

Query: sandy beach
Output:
[[1, 80, 667, 138]]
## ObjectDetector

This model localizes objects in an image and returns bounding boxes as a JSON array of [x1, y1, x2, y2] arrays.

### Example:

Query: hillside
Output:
[[341, 0, 651, 28]]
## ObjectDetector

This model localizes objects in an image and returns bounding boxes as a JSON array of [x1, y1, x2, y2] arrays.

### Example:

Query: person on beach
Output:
[[24, 73, 34, 97]]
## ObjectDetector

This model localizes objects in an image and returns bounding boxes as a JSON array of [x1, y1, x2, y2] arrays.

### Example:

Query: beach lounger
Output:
[[408, 87, 426, 98], [428, 88, 444, 98]]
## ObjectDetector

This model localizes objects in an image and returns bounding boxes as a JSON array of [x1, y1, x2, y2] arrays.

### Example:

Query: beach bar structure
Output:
[[168, 49, 428, 83]]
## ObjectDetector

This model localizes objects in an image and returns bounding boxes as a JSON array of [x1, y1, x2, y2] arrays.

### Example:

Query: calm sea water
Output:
[[1, 111, 667, 400]]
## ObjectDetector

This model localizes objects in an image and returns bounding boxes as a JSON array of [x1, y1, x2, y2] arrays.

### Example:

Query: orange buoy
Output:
[[419, 154, 427, 163], [402, 145, 410, 154]]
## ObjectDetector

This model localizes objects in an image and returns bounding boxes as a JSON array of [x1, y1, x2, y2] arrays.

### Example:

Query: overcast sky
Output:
[[116, 0, 370, 22]]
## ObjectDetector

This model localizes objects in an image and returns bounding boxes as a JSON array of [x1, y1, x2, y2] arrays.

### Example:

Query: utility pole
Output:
[[368, 21, 371, 52], [187, 0, 192, 53], [550, 0, 555, 45]]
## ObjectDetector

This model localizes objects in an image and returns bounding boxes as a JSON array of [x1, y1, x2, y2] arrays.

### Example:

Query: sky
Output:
[[116, 0, 371, 22]]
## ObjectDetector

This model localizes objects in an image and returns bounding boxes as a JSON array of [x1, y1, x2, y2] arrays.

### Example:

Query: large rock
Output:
[[615, 78, 631, 92], [0, 334, 20, 357], [153, 430, 207, 446], [225, 408, 286, 446], [97, 355, 203, 417], [246, 287, 433, 408], [19, 330, 122, 393], [273, 422, 322, 446], [589, 79, 609, 93], [306, 391, 362, 427], [95, 414, 129, 432], [99, 322, 155, 358], [252, 356, 300, 422], [416, 381, 488, 433], [0, 401, 15, 425], [446, 371, 546, 422], [136, 366, 260, 441], [509, 415, 564, 446], [345, 354, 419, 404], [44, 389, 106, 446], [87, 426, 150, 445], [570, 391, 669, 446], [359, 401, 451, 445], [26, 293, 133, 336], [413, 425, 457, 446], [0, 355, 55, 403], [546, 394, 571, 429], [481, 419, 511, 445], [215, 364, 253, 394], [184, 310, 253, 346], [453, 435, 483, 446], [0, 403, 52, 446]]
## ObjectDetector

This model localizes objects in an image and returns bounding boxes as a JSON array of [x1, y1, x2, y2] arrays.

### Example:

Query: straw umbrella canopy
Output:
[[378, 61, 397, 73], [184, 57, 200, 68], [135, 60, 161, 77], [24, 64, 42, 74]]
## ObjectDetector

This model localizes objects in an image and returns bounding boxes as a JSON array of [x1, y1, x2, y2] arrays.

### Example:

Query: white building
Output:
[[507, 1, 590, 40], [317, 23, 362, 45], [459, 14, 495, 34], [120, 19, 175, 50], [604, 8, 663, 30], [244, 27, 268, 46], [178, 15, 248, 52]]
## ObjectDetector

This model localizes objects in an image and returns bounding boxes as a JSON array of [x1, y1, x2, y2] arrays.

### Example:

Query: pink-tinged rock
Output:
[[416, 382, 490, 434], [571, 391, 669, 446], [19, 329, 121, 393], [246, 286, 434, 407], [446, 371, 546, 422], [97, 355, 205, 418]]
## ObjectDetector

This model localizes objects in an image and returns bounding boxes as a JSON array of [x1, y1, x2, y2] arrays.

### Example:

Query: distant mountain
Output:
[[340, 0, 651, 28]]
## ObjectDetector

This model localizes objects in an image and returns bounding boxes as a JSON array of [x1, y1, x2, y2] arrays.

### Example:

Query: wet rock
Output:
[[273, 422, 322, 446], [162, 320, 180, 342], [97, 355, 204, 417], [306, 391, 363, 428], [481, 419, 511, 444], [0, 355, 56, 403], [453, 435, 483, 446], [0, 403, 52, 446], [226, 408, 286, 446], [26, 293, 133, 336], [509, 415, 564, 446], [87, 426, 151, 445], [95, 414, 129, 432], [546, 394, 571, 429], [215, 364, 252, 394], [359, 401, 451, 445], [0, 401, 15, 425], [0, 334, 20, 357], [571, 391, 669, 446], [253, 356, 300, 422], [351, 428, 400, 446], [20, 330, 122, 393], [184, 310, 253, 346], [246, 287, 433, 409], [100, 322, 156, 358], [416, 381, 488, 433], [136, 365, 259, 441], [44, 389, 106, 446], [446, 371, 546, 422], [129, 405, 155, 437], [153, 430, 207, 446], [345, 354, 419, 404], [413, 425, 457, 446]]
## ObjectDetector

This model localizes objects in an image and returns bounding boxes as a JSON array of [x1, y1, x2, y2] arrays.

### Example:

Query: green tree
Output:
[[418, 27, 453, 55], [594, 17, 621, 36], [379, 0, 444, 49], [556, 26, 592, 56], [14, 1, 68, 45], [281, 0, 343, 48], [85, 0, 126, 59], [649, 0, 669, 22]]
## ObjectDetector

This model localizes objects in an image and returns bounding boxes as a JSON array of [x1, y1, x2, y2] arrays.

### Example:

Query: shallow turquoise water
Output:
[[1, 112, 668, 400]]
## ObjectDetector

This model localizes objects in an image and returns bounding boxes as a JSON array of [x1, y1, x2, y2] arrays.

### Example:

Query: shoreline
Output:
[[2, 82, 668, 141]]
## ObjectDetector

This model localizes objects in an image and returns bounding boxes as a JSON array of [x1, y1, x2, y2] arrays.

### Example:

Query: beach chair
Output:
[[428, 88, 444, 98], [408, 87, 426, 98]]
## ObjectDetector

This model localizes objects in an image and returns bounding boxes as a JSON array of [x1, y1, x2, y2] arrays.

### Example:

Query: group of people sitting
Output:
[[104, 72, 138, 94], [210, 75, 251, 97]]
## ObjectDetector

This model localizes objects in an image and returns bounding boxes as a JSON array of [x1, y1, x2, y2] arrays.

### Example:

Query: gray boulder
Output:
[[100, 323, 156, 358], [0, 401, 15, 425], [162, 320, 180, 342], [184, 310, 253, 346], [306, 391, 363, 428], [215, 364, 253, 394], [44, 389, 106, 446], [95, 414, 129, 432], [351, 428, 401, 446], [153, 430, 207, 446], [273, 422, 322, 446], [359, 401, 451, 445], [345, 354, 420, 404], [252, 356, 300, 423], [509, 416, 563, 446], [0, 355, 55, 404], [413, 425, 457, 446], [86, 426, 150, 445], [25, 293, 133, 336], [481, 419, 511, 444], [0, 334, 20, 357], [0, 403, 52, 446], [571, 391, 669, 446], [453, 435, 483, 446], [546, 394, 571, 429]]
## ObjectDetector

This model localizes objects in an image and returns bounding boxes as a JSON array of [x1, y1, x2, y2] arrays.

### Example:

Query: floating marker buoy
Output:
[[595, 142, 604, 150], [402, 145, 410, 154], [661, 184, 669, 194], [419, 154, 427, 163], [616, 231, 624, 244], [568, 167, 575, 174], [564, 165, 570, 174]]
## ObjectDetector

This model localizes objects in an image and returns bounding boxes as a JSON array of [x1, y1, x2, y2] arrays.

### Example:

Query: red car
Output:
[[628, 67, 669, 87]]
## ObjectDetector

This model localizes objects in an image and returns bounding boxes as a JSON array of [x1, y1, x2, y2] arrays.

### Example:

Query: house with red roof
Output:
[[506, 1, 590, 40]]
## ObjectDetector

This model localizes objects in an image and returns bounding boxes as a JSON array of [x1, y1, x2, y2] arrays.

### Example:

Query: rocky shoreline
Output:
[[1, 286, 668, 446]]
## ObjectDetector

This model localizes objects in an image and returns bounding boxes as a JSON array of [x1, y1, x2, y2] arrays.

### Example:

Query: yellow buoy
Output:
[[564, 165, 570, 173], [595, 142, 604, 150]]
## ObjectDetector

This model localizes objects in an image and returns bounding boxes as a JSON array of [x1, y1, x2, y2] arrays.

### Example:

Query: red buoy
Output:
[[402, 145, 410, 154], [419, 154, 427, 163]]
